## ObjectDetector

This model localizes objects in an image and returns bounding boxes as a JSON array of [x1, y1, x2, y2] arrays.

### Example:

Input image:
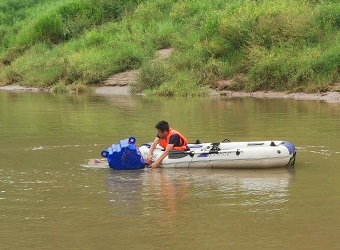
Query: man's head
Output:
[[155, 120, 169, 138]]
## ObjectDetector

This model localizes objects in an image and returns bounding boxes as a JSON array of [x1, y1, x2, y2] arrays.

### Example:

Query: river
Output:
[[0, 90, 339, 249]]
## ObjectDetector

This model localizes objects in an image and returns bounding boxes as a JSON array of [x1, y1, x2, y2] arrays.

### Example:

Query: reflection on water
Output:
[[105, 167, 293, 222], [107, 169, 145, 216], [188, 168, 293, 210]]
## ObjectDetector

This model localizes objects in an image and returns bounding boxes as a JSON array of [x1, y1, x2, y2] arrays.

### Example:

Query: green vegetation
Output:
[[0, 0, 339, 96]]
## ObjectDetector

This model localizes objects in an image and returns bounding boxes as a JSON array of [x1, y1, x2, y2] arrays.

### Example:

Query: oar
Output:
[[168, 149, 243, 159]]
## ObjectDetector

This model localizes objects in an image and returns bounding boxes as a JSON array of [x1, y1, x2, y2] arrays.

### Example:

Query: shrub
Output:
[[131, 60, 167, 93], [315, 3, 340, 30], [32, 13, 65, 44], [247, 48, 299, 91], [6, 43, 66, 87], [148, 71, 206, 97]]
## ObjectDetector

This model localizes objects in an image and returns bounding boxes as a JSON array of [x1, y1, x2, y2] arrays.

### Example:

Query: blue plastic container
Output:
[[101, 137, 146, 170]]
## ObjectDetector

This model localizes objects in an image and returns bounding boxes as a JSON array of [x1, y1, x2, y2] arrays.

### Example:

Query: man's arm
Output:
[[147, 137, 159, 162], [149, 143, 174, 168]]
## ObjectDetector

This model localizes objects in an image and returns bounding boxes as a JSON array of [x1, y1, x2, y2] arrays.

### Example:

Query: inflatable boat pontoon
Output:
[[101, 137, 296, 169], [138, 140, 296, 169]]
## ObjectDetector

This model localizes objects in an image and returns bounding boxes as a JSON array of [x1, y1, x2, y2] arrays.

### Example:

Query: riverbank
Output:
[[1, 0, 339, 96], [1, 84, 339, 103]]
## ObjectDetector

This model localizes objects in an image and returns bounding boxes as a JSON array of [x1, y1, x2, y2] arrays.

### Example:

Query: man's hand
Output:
[[148, 162, 158, 168], [146, 154, 152, 162]]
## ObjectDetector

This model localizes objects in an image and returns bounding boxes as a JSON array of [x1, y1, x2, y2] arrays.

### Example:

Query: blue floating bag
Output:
[[101, 137, 146, 170]]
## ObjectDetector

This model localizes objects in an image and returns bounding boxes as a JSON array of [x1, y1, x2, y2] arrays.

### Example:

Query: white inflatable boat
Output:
[[138, 140, 296, 169]]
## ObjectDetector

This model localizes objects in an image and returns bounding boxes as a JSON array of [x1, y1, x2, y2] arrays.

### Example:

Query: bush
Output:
[[5, 43, 66, 87], [315, 3, 340, 29], [147, 71, 206, 97], [32, 13, 65, 44], [247, 47, 300, 91], [131, 60, 167, 93]]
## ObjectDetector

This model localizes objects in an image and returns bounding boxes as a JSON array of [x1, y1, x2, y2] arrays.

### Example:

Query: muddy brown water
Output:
[[1, 91, 339, 249]]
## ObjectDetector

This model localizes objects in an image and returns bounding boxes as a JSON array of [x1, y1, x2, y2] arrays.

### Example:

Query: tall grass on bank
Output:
[[0, 0, 150, 88], [1, 0, 143, 56], [1, 0, 340, 96]]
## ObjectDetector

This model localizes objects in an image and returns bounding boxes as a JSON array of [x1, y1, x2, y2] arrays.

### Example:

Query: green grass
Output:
[[1, 0, 340, 96]]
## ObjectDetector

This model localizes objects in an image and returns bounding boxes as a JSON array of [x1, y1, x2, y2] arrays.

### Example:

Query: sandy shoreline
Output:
[[218, 90, 340, 103], [0, 85, 48, 92], [1, 84, 339, 103]]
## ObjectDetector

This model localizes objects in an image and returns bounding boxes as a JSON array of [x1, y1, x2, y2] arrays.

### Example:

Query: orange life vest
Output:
[[159, 128, 188, 150]]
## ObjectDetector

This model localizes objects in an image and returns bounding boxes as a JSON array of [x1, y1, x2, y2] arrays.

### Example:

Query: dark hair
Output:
[[155, 120, 169, 132]]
